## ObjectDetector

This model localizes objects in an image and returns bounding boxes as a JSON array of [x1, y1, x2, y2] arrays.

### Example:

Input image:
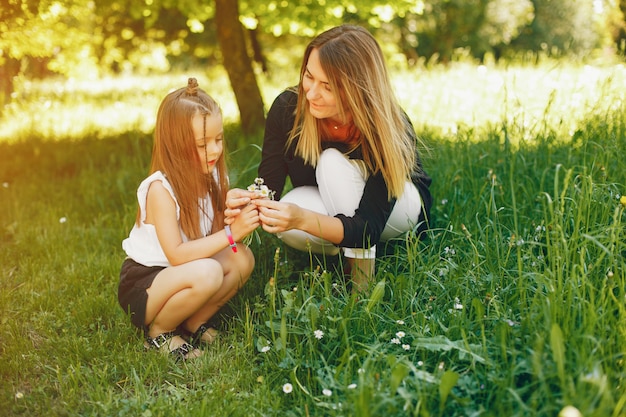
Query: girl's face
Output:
[[303, 48, 348, 124], [191, 112, 223, 174]]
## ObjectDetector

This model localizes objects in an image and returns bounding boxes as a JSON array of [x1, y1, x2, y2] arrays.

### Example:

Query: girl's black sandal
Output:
[[186, 321, 219, 346], [145, 331, 197, 361]]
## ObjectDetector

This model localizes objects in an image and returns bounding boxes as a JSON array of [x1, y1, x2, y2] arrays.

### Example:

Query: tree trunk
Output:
[[214, 0, 265, 138], [0, 57, 20, 111], [249, 27, 268, 74]]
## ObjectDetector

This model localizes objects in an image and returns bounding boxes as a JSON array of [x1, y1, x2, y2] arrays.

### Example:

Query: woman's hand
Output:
[[225, 188, 260, 225], [254, 197, 345, 245], [254, 199, 304, 233]]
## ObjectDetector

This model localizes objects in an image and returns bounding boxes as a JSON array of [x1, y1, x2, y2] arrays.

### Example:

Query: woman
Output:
[[246, 25, 431, 290]]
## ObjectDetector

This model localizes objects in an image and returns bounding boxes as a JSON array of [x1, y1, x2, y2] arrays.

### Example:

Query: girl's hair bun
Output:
[[186, 78, 199, 96]]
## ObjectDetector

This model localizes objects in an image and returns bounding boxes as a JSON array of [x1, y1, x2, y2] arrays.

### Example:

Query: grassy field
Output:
[[0, 62, 625, 416]]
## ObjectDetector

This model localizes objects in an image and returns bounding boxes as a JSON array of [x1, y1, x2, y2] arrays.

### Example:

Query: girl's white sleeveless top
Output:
[[122, 171, 213, 267]]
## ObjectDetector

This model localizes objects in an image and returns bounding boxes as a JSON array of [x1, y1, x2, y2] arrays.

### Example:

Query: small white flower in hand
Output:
[[247, 177, 275, 200]]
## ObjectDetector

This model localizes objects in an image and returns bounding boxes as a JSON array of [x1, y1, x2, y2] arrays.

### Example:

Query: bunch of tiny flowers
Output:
[[248, 177, 276, 200], [242, 177, 276, 246]]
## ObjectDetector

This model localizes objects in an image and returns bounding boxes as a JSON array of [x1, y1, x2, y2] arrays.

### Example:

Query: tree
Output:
[[0, 0, 95, 106], [397, 0, 533, 64], [513, 0, 599, 57], [0, 0, 265, 133], [620, 0, 626, 52], [215, 0, 265, 138], [601, 0, 626, 54], [473, 0, 534, 61]]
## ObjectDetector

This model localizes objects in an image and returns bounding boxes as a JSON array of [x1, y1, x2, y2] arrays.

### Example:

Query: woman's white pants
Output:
[[277, 148, 423, 260]]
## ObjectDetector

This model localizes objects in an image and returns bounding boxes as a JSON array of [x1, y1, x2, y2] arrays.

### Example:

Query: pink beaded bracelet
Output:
[[224, 225, 237, 253]]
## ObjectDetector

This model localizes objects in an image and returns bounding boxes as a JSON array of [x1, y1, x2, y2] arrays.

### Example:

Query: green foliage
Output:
[[2, 0, 623, 80], [240, 0, 423, 36], [0, 0, 96, 76], [1, 0, 624, 126], [514, 0, 599, 57], [1, 66, 626, 416]]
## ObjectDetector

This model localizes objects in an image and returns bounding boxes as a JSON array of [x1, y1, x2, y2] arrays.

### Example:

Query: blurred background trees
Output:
[[1, 0, 624, 135]]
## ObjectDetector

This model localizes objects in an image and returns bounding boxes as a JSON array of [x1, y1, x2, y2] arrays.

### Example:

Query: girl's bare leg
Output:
[[145, 258, 224, 340], [184, 245, 255, 335]]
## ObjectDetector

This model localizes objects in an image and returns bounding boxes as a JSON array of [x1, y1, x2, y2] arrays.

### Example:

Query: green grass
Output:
[[1, 63, 625, 416]]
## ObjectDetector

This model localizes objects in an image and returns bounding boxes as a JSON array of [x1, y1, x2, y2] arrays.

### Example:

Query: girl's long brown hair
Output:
[[289, 25, 418, 200], [136, 78, 228, 240]]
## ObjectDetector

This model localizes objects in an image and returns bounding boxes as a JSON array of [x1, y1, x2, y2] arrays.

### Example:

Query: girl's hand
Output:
[[225, 188, 259, 225], [254, 199, 304, 234], [230, 202, 260, 241]]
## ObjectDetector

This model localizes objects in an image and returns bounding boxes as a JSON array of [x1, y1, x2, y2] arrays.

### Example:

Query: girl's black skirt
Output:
[[118, 257, 165, 333]]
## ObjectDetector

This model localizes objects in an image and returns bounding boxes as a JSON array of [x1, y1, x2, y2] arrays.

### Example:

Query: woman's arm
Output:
[[255, 158, 393, 248], [254, 199, 345, 245], [146, 181, 259, 266]]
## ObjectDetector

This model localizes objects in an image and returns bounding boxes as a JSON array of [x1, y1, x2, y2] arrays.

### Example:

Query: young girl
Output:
[[118, 78, 259, 361]]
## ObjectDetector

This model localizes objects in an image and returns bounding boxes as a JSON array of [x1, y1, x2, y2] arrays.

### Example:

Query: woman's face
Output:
[[302, 48, 345, 123], [191, 112, 223, 174]]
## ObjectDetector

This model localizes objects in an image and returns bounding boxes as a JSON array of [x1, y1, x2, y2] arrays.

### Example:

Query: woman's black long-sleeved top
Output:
[[259, 89, 432, 249]]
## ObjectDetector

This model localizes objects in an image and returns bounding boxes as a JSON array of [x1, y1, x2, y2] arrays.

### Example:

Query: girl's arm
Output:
[[146, 181, 259, 266]]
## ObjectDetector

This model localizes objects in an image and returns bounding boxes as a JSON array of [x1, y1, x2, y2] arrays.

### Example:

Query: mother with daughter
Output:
[[118, 24, 432, 361]]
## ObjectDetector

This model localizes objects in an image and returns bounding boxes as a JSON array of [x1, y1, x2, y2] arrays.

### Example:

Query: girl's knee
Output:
[[192, 258, 224, 294], [215, 247, 254, 289], [242, 247, 255, 273], [233, 247, 255, 284]]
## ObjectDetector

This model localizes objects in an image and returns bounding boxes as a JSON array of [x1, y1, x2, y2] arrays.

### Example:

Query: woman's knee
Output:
[[316, 149, 367, 216], [280, 186, 326, 213], [318, 148, 350, 168], [317, 148, 367, 179]]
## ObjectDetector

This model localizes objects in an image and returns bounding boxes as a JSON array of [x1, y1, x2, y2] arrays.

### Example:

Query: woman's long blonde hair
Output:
[[137, 78, 228, 240], [289, 25, 416, 199]]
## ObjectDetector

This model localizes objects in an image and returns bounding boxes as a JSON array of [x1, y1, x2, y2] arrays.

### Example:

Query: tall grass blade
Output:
[[366, 279, 385, 313], [550, 323, 566, 386]]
